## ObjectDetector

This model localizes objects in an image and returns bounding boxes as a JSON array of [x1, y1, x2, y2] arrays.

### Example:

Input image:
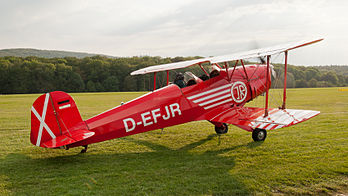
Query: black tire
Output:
[[215, 123, 228, 134], [252, 128, 267, 141]]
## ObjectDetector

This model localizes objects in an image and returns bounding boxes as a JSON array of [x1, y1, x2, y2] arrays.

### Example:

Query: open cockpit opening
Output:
[[173, 64, 222, 88]]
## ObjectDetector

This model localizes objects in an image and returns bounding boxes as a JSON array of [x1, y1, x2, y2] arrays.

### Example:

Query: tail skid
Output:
[[31, 91, 94, 148]]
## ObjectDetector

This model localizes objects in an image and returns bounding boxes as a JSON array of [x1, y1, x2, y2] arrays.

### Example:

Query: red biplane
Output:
[[30, 38, 323, 153]]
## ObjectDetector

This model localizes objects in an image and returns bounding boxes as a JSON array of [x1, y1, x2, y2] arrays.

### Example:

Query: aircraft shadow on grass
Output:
[[0, 134, 263, 195]]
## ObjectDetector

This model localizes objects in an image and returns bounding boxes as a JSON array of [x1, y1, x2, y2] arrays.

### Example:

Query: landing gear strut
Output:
[[80, 145, 88, 153], [252, 128, 267, 141], [215, 123, 228, 135]]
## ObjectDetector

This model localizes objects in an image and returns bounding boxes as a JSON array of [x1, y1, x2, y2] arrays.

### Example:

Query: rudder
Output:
[[31, 91, 91, 148]]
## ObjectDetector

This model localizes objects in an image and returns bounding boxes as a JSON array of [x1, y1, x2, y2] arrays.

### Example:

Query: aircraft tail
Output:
[[30, 91, 94, 148]]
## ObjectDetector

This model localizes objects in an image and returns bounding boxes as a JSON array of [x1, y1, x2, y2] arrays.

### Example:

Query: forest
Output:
[[0, 55, 347, 94]]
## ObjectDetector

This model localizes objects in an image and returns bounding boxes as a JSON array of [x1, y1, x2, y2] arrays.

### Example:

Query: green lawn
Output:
[[0, 88, 347, 195]]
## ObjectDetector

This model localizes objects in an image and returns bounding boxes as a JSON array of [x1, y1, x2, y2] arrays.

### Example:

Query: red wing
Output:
[[207, 107, 320, 131]]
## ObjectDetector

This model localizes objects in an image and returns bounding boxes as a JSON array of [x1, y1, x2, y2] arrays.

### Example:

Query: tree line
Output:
[[0, 55, 347, 94], [272, 63, 348, 88]]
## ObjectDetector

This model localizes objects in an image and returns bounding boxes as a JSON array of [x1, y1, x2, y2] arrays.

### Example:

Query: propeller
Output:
[[251, 41, 266, 65], [270, 64, 277, 79], [251, 41, 276, 79], [258, 56, 276, 79], [259, 56, 266, 64]]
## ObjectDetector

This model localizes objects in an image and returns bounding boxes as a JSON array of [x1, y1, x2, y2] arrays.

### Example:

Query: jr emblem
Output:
[[231, 81, 247, 103]]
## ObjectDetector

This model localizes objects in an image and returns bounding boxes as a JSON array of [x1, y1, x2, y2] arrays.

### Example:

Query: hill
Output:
[[0, 48, 113, 58]]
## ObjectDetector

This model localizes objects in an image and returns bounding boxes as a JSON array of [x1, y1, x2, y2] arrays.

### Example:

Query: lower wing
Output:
[[207, 107, 320, 131]]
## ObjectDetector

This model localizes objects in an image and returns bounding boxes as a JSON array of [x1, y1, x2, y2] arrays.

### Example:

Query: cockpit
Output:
[[173, 65, 221, 88]]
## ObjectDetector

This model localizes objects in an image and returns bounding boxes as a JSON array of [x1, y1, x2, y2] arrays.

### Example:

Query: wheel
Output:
[[252, 128, 267, 141], [215, 123, 228, 134]]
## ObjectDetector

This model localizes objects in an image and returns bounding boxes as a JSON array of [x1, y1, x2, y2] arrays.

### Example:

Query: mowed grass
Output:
[[0, 88, 347, 195]]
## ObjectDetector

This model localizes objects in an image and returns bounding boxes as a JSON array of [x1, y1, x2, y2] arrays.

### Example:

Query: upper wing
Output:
[[131, 58, 210, 75], [209, 38, 323, 64], [131, 38, 323, 75], [207, 107, 320, 131]]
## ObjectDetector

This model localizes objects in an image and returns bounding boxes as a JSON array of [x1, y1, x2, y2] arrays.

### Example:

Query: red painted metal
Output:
[[282, 51, 288, 109], [29, 39, 323, 151], [30, 64, 320, 150], [214, 63, 222, 69], [43, 129, 94, 148], [31, 91, 91, 147], [264, 56, 270, 117], [209, 107, 320, 132]]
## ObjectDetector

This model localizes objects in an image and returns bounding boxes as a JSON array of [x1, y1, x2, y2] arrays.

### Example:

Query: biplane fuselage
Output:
[[30, 38, 323, 152], [69, 64, 269, 147]]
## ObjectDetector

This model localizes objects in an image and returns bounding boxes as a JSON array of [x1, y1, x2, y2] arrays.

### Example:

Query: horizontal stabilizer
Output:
[[42, 130, 95, 148], [210, 107, 320, 131]]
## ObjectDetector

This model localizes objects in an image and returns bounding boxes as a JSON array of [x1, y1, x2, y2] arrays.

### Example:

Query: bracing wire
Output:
[[267, 52, 287, 109]]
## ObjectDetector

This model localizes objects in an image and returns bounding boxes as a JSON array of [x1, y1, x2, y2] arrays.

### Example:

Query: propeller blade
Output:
[[270, 65, 276, 79], [259, 56, 266, 64]]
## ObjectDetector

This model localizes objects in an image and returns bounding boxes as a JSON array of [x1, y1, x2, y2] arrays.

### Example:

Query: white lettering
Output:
[[162, 106, 171, 120], [151, 108, 161, 123], [122, 103, 182, 131], [123, 118, 136, 132], [170, 103, 181, 117], [238, 85, 246, 99], [141, 112, 153, 127]]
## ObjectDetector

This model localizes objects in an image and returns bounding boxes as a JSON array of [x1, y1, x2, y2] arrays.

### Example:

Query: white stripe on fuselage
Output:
[[204, 98, 233, 110], [193, 89, 230, 103], [199, 94, 231, 106], [187, 83, 232, 100]]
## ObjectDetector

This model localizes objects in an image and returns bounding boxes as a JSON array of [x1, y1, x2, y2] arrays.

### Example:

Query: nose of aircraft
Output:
[[248, 64, 272, 99]]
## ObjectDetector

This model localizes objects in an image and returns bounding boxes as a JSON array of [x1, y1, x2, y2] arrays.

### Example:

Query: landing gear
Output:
[[80, 145, 88, 153], [252, 128, 267, 141], [215, 123, 228, 135]]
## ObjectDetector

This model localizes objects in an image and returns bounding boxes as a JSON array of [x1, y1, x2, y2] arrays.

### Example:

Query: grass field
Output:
[[0, 88, 347, 195]]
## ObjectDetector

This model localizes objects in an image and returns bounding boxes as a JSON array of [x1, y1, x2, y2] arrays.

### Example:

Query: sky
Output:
[[0, 0, 347, 66]]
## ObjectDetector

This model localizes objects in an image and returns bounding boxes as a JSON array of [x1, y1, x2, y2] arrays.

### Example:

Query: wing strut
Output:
[[153, 72, 157, 90], [199, 63, 209, 76], [282, 51, 288, 109], [229, 60, 239, 79], [224, 62, 230, 81], [166, 70, 169, 86], [240, 60, 250, 81], [264, 55, 271, 117]]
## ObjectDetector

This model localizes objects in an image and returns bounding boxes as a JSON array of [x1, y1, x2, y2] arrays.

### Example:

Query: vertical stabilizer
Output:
[[31, 91, 93, 148]]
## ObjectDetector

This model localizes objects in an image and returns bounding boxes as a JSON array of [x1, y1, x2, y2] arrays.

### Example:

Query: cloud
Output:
[[0, 0, 347, 65]]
